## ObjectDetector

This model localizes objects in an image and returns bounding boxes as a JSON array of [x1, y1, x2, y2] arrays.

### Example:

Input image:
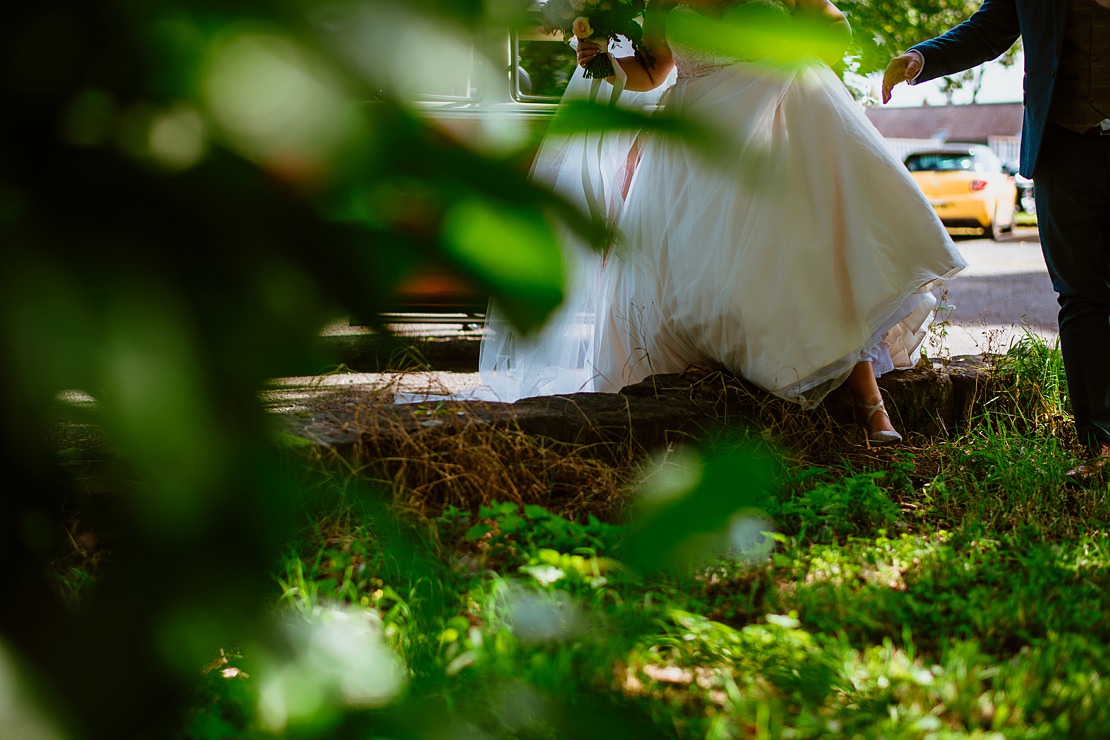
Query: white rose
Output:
[[570, 0, 586, 9], [572, 16, 594, 38]]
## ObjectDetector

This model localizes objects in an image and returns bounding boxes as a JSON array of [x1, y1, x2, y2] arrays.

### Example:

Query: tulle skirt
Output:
[[479, 58, 965, 408]]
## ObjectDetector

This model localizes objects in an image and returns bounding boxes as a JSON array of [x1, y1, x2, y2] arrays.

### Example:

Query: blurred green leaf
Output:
[[623, 442, 776, 574], [443, 198, 565, 334], [667, 4, 848, 67]]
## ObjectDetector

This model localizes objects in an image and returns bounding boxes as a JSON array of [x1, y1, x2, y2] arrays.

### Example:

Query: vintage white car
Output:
[[376, 16, 578, 319]]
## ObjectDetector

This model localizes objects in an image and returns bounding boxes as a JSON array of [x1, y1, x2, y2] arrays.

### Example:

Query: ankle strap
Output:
[[855, 399, 887, 422]]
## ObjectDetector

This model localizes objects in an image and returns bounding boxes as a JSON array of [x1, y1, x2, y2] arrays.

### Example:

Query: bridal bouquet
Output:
[[540, 0, 649, 79]]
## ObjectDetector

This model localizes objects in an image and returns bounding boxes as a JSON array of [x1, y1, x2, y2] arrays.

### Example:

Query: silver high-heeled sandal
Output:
[[855, 399, 903, 446]]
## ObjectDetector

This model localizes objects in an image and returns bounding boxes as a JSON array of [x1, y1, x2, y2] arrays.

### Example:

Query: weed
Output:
[[922, 286, 955, 367], [437, 501, 624, 572], [387, 342, 432, 372], [992, 330, 1070, 433], [767, 468, 903, 543]]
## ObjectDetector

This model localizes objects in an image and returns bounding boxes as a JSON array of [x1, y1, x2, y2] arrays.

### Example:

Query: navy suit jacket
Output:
[[909, 0, 1065, 179]]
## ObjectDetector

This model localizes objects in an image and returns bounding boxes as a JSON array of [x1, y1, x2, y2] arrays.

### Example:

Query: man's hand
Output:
[[881, 51, 924, 104]]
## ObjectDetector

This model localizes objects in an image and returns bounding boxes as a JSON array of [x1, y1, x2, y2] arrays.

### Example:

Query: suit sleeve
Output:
[[908, 0, 1021, 83]]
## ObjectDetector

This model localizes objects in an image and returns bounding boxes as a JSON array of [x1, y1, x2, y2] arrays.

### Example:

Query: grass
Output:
[[62, 334, 1110, 738]]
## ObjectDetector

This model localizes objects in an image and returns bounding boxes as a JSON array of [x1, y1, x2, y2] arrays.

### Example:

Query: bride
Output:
[[478, 0, 966, 445]]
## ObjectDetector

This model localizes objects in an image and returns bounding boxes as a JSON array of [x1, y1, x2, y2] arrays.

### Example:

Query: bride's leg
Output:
[[845, 361, 899, 435]]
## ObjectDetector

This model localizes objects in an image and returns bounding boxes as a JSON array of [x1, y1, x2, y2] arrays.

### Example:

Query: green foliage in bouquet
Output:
[[540, 0, 649, 79]]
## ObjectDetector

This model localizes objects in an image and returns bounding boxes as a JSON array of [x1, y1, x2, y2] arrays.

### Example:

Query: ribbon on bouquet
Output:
[[579, 49, 628, 232]]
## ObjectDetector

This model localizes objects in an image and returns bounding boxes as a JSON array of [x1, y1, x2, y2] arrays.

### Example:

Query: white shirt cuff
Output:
[[906, 50, 925, 85]]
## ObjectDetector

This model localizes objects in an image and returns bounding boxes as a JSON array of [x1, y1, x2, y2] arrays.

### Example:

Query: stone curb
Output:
[[281, 355, 997, 459]]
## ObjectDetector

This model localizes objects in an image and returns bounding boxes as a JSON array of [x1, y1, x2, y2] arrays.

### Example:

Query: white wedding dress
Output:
[[477, 0, 966, 408]]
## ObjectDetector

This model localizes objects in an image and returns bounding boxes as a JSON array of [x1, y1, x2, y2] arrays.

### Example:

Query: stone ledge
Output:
[[280, 355, 998, 459]]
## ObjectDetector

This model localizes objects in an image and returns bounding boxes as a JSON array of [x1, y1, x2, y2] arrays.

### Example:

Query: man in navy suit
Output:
[[883, 0, 1110, 480]]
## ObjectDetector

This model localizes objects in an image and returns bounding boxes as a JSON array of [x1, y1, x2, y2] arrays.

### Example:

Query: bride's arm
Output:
[[576, 2, 675, 91], [793, 0, 851, 65]]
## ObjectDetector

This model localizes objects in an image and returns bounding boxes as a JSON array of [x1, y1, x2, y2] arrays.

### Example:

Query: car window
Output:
[[309, 5, 485, 103], [512, 29, 577, 101], [416, 46, 481, 101], [904, 154, 975, 172]]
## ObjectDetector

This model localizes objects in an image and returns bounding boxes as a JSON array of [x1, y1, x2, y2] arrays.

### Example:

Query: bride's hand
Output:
[[576, 39, 604, 68]]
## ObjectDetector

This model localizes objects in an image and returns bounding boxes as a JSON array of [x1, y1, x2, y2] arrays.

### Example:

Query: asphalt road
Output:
[[937, 226, 1059, 357]]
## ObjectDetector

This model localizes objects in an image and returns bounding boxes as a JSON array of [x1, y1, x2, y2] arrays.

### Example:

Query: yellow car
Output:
[[905, 145, 1018, 240]]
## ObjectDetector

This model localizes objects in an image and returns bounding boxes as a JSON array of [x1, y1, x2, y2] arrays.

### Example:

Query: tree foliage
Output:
[[837, 0, 1003, 76]]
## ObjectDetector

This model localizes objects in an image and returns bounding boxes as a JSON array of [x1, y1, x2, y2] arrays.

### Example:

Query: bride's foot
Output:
[[855, 399, 903, 446]]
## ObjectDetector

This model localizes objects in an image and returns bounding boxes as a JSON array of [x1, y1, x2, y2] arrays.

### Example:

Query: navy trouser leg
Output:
[[1034, 124, 1110, 451]]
